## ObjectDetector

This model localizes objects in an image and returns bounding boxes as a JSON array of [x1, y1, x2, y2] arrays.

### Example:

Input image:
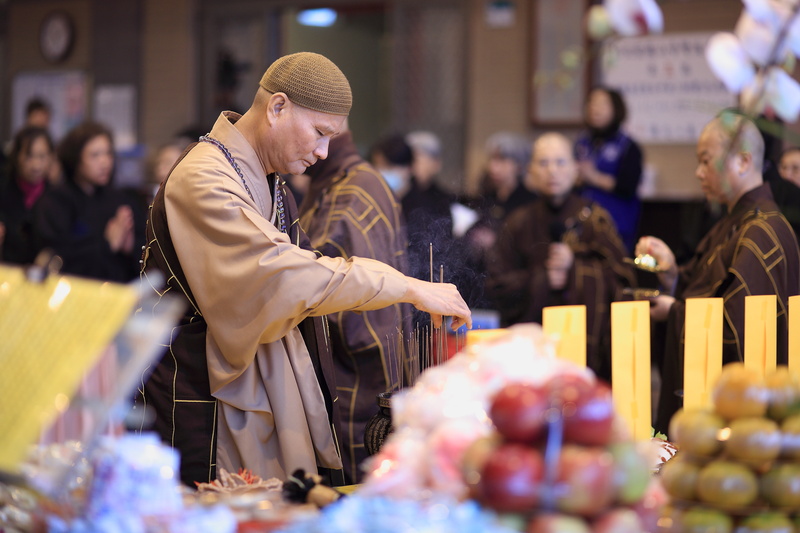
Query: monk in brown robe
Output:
[[137, 52, 471, 486], [637, 112, 800, 434], [486, 133, 635, 380], [298, 121, 412, 484]]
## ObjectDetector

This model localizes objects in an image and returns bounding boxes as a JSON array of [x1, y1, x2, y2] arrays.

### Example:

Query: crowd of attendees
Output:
[[4, 89, 800, 436]]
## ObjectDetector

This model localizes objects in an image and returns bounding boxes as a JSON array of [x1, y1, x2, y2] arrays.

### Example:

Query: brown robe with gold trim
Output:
[[656, 183, 800, 434], [299, 131, 411, 484], [486, 194, 635, 380]]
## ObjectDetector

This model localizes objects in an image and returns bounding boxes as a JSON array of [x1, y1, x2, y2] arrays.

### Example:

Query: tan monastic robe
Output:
[[141, 112, 409, 484]]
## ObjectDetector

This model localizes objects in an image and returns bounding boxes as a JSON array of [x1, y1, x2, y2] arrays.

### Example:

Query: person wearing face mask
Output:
[[32, 121, 144, 281], [576, 86, 644, 253], [137, 52, 472, 486], [298, 120, 411, 484], [0, 126, 55, 265], [486, 133, 634, 381]]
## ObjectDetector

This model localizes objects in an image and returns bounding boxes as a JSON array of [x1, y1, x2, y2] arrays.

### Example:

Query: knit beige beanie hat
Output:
[[259, 52, 352, 116]]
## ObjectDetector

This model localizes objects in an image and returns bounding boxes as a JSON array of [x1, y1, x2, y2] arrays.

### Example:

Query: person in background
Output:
[[403, 131, 457, 278], [298, 120, 411, 484], [140, 138, 191, 208], [24, 97, 52, 129], [137, 52, 471, 486], [0, 127, 55, 265], [636, 111, 800, 434], [575, 86, 644, 253], [460, 132, 536, 309], [770, 146, 800, 238], [32, 121, 144, 282], [486, 133, 634, 381], [24, 97, 62, 185]]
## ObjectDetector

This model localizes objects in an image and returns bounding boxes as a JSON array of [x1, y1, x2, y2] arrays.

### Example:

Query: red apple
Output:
[[631, 478, 669, 532], [527, 513, 591, 533], [489, 382, 550, 443], [478, 443, 544, 512], [591, 508, 643, 533], [562, 382, 615, 447], [552, 444, 615, 517]]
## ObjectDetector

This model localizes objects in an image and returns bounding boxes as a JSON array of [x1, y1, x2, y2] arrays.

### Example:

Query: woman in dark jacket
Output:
[[33, 121, 144, 281], [0, 126, 55, 265]]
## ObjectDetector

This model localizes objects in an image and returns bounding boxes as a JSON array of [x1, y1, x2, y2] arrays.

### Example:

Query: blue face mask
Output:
[[382, 170, 405, 192]]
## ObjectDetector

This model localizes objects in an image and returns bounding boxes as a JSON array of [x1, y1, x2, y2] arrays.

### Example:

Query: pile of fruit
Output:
[[661, 363, 800, 532], [461, 374, 659, 533]]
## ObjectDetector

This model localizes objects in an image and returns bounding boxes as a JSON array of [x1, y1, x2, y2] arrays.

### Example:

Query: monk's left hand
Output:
[[649, 294, 676, 322]]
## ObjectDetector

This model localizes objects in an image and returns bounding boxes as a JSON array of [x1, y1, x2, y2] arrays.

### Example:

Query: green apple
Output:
[[780, 414, 800, 460], [765, 367, 800, 421], [712, 362, 769, 420], [696, 460, 759, 509], [735, 511, 793, 533], [660, 454, 701, 501], [669, 408, 725, 457], [679, 506, 733, 533], [608, 441, 650, 504], [760, 463, 800, 509], [725, 416, 782, 465]]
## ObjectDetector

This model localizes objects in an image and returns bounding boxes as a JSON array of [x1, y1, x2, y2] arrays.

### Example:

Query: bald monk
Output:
[[637, 111, 800, 434], [486, 132, 635, 381], [137, 52, 471, 486]]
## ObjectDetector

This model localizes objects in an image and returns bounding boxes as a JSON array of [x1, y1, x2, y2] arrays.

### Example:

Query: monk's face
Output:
[[780, 151, 800, 187], [271, 100, 345, 175], [695, 126, 733, 205], [527, 135, 578, 204]]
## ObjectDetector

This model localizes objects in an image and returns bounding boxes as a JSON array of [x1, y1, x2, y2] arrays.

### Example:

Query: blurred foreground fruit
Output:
[[696, 460, 758, 509], [712, 363, 768, 420], [669, 408, 725, 457]]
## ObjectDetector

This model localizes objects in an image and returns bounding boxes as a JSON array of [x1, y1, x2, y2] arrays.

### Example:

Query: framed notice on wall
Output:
[[11, 71, 88, 142], [530, 0, 590, 126], [601, 32, 737, 144]]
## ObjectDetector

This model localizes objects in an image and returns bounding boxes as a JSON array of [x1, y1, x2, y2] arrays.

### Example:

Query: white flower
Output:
[[705, 32, 758, 92], [735, 10, 791, 65], [742, 0, 800, 57], [604, 0, 664, 36], [741, 66, 800, 121]]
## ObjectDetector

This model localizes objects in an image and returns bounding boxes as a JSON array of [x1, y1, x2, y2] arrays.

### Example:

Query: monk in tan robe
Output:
[[137, 52, 471, 486], [486, 133, 634, 380], [298, 121, 412, 484], [636, 112, 800, 434]]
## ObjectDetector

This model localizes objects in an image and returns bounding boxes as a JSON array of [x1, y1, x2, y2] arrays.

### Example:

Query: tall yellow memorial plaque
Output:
[[790, 295, 800, 379], [744, 294, 777, 380], [611, 300, 651, 440], [683, 298, 723, 410], [543, 305, 586, 368]]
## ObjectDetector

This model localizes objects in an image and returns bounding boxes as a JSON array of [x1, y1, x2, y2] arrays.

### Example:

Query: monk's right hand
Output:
[[635, 236, 678, 288], [402, 277, 473, 331]]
